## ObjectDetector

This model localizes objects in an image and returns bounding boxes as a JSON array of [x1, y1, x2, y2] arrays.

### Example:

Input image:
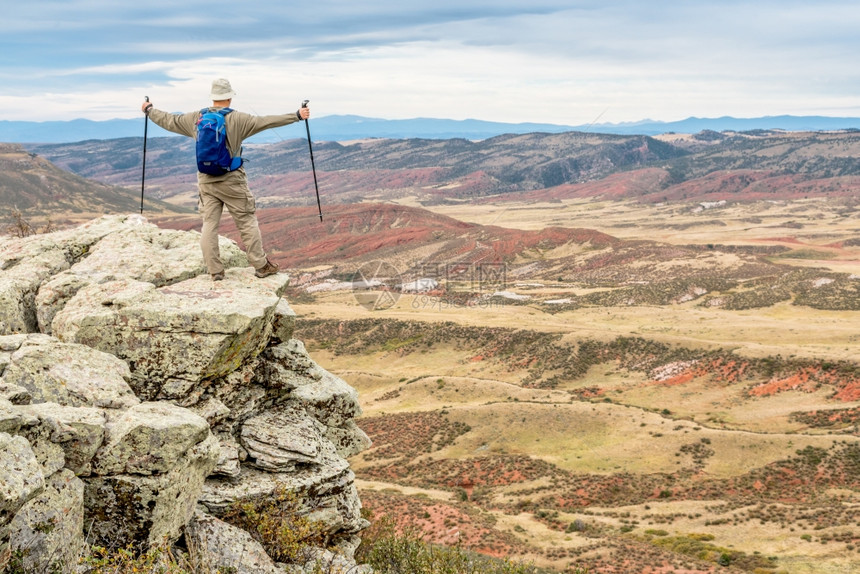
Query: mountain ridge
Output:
[[4, 114, 860, 143], [24, 129, 860, 210]]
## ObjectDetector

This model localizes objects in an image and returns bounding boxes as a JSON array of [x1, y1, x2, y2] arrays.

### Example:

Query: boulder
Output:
[[0, 398, 35, 435], [0, 334, 32, 352], [0, 214, 153, 336], [84, 432, 220, 548], [0, 383, 30, 405], [271, 339, 323, 381], [199, 464, 366, 537], [211, 432, 242, 479], [258, 340, 325, 391], [0, 334, 35, 380], [0, 432, 44, 527], [241, 404, 325, 472], [187, 396, 231, 426], [8, 469, 84, 573], [207, 363, 269, 431], [92, 402, 212, 476], [0, 247, 70, 335], [325, 421, 373, 459], [289, 371, 362, 429], [258, 341, 362, 428], [52, 271, 289, 400], [271, 298, 298, 343], [34, 273, 91, 336], [2, 336, 137, 409], [292, 545, 374, 574], [36, 222, 247, 333], [1, 334, 53, 374], [185, 510, 284, 574], [18, 403, 106, 476]]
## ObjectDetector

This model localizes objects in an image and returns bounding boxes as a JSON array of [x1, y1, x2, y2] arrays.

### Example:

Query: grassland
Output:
[[288, 196, 860, 573], [300, 324, 860, 573], [425, 196, 859, 270]]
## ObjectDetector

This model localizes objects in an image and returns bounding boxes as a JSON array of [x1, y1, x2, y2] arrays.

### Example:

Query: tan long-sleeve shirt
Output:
[[147, 107, 302, 183]]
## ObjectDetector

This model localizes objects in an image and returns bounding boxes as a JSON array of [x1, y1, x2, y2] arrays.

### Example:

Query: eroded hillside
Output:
[[0, 143, 184, 222]]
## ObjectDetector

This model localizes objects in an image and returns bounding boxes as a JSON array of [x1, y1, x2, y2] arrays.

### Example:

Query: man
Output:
[[141, 78, 310, 280]]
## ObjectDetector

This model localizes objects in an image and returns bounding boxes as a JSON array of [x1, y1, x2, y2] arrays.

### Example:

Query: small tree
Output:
[[40, 216, 58, 234], [5, 207, 34, 238]]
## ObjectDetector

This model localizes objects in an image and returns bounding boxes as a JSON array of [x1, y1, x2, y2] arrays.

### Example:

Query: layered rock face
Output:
[[0, 215, 371, 573]]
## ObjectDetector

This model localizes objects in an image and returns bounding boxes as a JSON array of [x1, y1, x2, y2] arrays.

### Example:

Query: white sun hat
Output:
[[210, 78, 237, 100]]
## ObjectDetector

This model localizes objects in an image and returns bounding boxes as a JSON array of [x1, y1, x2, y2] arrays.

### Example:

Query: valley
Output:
[[273, 196, 859, 573]]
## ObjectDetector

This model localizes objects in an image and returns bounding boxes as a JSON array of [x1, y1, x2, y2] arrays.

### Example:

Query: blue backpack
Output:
[[195, 108, 243, 175]]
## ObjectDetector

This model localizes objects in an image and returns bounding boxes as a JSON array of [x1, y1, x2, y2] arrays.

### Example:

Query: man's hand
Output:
[[298, 106, 310, 120], [141, 100, 153, 114]]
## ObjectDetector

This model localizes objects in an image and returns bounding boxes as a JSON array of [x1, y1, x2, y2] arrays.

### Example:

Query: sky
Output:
[[4, 0, 860, 125]]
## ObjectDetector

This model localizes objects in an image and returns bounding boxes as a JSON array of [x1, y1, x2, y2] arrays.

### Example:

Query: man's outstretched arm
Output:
[[141, 100, 198, 138]]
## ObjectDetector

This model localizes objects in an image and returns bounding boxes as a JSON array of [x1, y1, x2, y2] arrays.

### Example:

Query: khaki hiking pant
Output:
[[198, 176, 268, 275]]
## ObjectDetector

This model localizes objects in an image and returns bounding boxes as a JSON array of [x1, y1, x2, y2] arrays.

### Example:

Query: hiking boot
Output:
[[255, 260, 279, 278], [212, 272, 225, 281]]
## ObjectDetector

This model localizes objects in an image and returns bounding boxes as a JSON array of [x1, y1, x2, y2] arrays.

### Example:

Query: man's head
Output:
[[210, 78, 236, 104]]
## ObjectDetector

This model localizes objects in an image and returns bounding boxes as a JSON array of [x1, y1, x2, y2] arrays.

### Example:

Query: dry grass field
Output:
[[426, 196, 859, 266], [290, 197, 860, 573]]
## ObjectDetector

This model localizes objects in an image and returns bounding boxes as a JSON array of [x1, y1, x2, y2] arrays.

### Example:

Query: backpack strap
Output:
[[218, 109, 240, 169], [196, 107, 233, 121]]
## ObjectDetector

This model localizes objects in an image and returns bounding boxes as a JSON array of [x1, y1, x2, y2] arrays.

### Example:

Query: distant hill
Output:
[[4, 114, 860, 143], [25, 129, 860, 209], [26, 132, 687, 207], [0, 143, 188, 223]]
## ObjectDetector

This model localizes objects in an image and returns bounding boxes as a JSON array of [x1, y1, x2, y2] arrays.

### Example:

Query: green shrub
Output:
[[355, 515, 567, 574], [221, 484, 328, 564], [650, 534, 776, 571]]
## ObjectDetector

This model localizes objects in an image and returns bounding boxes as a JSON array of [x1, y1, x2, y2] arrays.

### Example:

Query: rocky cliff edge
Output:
[[0, 214, 371, 573]]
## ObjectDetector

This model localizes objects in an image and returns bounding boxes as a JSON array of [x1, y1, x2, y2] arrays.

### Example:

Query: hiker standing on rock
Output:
[[141, 78, 310, 281]]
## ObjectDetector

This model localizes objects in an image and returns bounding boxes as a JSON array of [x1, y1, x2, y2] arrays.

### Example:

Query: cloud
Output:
[[3, 1, 860, 123]]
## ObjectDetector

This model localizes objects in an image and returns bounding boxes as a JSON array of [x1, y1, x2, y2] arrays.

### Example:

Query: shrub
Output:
[[567, 519, 587, 533], [79, 543, 219, 574], [4, 207, 34, 238], [221, 484, 329, 564], [355, 514, 563, 574]]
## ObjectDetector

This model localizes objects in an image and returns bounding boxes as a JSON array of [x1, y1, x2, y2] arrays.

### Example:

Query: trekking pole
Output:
[[302, 99, 323, 221], [140, 96, 151, 214]]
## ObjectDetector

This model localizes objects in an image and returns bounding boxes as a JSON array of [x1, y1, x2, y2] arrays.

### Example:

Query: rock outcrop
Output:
[[0, 215, 371, 573]]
